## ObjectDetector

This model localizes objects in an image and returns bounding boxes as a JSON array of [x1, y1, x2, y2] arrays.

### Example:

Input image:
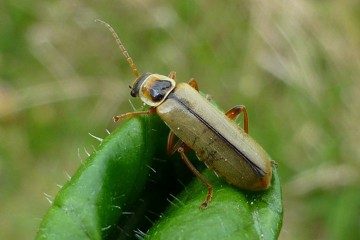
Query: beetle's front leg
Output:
[[225, 105, 248, 133], [113, 107, 156, 122], [168, 71, 176, 80]]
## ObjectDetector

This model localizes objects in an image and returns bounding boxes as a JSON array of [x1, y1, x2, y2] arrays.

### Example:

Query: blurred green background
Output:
[[1, 0, 360, 239]]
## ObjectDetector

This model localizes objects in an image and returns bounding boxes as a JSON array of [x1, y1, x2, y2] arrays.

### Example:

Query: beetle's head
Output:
[[130, 73, 176, 107], [95, 20, 176, 107]]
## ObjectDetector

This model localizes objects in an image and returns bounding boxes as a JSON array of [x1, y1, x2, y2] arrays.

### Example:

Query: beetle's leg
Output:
[[167, 132, 213, 208], [225, 105, 248, 134], [167, 131, 179, 155], [167, 131, 190, 154], [177, 146, 213, 209], [168, 71, 176, 80], [188, 79, 213, 100], [205, 94, 213, 101], [113, 107, 156, 122], [271, 160, 278, 167], [188, 78, 199, 91]]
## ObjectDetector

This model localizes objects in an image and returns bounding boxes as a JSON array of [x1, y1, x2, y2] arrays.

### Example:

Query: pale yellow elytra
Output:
[[96, 19, 273, 208]]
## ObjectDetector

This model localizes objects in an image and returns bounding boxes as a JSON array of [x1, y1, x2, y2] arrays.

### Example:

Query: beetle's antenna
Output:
[[95, 19, 139, 78]]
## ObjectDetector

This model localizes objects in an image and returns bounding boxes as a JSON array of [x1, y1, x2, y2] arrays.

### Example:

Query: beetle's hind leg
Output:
[[167, 131, 213, 208], [225, 105, 248, 133]]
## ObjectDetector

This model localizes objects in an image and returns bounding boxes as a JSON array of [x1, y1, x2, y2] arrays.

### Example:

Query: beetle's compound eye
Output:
[[130, 73, 152, 97], [130, 89, 137, 97]]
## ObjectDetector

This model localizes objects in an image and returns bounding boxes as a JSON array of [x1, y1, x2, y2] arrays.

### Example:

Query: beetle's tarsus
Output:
[[271, 160, 278, 168], [200, 202, 208, 209], [113, 114, 128, 122], [199, 191, 212, 209], [113, 116, 121, 122]]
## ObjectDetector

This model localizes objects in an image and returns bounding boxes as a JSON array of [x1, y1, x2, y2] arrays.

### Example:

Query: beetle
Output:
[[96, 19, 273, 208]]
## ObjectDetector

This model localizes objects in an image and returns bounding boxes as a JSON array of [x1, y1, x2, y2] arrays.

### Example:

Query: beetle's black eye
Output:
[[149, 80, 172, 102], [130, 89, 137, 97], [131, 73, 151, 98]]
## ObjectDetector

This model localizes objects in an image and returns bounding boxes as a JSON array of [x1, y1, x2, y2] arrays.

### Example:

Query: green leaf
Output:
[[146, 168, 282, 240], [36, 104, 283, 239], [36, 114, 166, 239]]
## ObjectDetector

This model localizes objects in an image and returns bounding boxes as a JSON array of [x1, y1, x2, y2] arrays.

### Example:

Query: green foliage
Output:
[[36, 116, 163, 239], [146, 169, 282, 240], [36, 114, 282, 239]]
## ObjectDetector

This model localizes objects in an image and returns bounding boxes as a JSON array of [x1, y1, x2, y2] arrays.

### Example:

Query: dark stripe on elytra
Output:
[[168, 92, 266, 177]]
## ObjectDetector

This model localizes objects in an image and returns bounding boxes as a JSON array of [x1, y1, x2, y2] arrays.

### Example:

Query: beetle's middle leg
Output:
[[167, 131, 191, 154], [167, 131, 213, 209], [225, 105, 248, 133], [188, 78, 199, 91], [188, 78, 213, 100]]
